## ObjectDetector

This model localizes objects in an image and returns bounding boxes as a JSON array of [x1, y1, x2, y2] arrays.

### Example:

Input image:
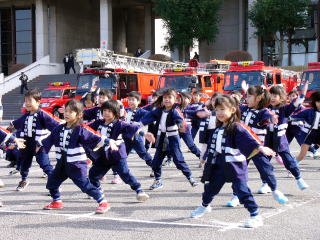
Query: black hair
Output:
[[215, 95, 241, 135], [99, 88, 113, 100], [269, 85, 287, 108], [85, 93, 95, 103], [25, 88, 41, 101], [100, 99, 120, 119], [288, 89, 299, 97], [311, 91, 320, 110], [193, 89, 202, 96], [153, 88, 177, 108], [231, 90, 242, 99], [127, 91, 141, 102], [179, 92, 192, 109], [65, 99, 83, 127], [152, 91, 160, 98], [207, 92, 222, 111], [247, 86, 270, 109]]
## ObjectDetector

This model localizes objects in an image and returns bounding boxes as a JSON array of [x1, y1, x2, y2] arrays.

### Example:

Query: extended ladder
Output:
[[75, 48, 188, 74]]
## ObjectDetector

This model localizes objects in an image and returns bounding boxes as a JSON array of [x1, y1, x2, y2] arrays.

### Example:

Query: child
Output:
[[9, 89, 62, 191], [123, 91, 153, 168], [226, 85, 287, 207], [190, 95, 275, 228], [84, 92, 96, 109], [140, 88, 198, 190], [190, 89, 205, 140], [38, 100, 116, 214], [265, 84, 309, 190], [88, 100, 151, 202]]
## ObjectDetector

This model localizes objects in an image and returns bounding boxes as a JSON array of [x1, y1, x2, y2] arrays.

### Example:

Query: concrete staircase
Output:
[[2, 74, 78, 120]]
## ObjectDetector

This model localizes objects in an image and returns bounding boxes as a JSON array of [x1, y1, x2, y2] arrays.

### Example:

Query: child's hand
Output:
[[196, 109, 210, 118], [14, 138, 26, 149], [241, 80, 249, 93], [109, 139, 119, 151], [144, 132, 155, 143], [35, 146, 41, 153], [302, 80, 309, 96], [259, 146, 275, 157], [271, 114, 278, 124]]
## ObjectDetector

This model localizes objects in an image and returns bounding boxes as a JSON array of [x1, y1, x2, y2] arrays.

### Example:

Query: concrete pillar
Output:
[[113, 8, 126, 53], [100, 0, 112, 50], [48, 5, 57, 63], [36, 0, 49, 60], [247, 0, 260, 60], [144, 4, 153, 53], [238, 0, 244, 50]]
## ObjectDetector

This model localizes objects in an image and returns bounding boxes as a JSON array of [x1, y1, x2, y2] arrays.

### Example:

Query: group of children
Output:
[[0, 81, 318, 228]]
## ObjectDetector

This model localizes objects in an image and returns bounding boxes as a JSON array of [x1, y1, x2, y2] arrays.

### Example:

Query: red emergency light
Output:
[[308, 62, 320, 68], [114, 68, 126, 72], [231, 61, 265, 67], [48, 82, 70, 86], [189, 59, 199, 67], [163, 67, 195, 73]]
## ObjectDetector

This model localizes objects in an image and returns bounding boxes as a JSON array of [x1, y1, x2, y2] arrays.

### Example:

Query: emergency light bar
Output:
[[231, 61, 265, 67], [48, 82, 70, 86], [308, 62, 320, 68], [163, 68, 195, 73]]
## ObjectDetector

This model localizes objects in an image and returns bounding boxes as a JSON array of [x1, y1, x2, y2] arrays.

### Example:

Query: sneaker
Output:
[[8, 169, 19, 176], [149, 171, 155, 178], [226, 195, 240, 207], [244, 215, 263, 228], [307, 152, 314, 158], [95, 201, 110, 214], [41, 173, 47, 178], [272, 190, 288, 204], [16, 180, 29, 191], [6, 162, 16, 168], [190, 205, 212, 218], [43, 201, 63, 210], [313, 151, 320, 159], [0, 179, 4, 188], [136, 191, 150, 202], [111, 175, 121, 184], [275, 154, 284, 165], [149, 180, 163, 190], [297, 178, 309, 190], [257, 183, 271, 194], [189, 178, 199, 187]]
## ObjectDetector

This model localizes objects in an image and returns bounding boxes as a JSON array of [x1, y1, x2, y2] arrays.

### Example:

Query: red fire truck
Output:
[[223, 61, 298, 94], [300, 62, 320, 106]]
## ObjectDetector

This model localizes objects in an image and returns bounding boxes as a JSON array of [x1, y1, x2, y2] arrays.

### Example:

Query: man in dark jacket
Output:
[[19, 72, 28, 94], [69, 53, 76, 74]]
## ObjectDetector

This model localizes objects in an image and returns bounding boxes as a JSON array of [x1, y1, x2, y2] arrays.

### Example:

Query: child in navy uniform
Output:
[[190, 95, 275, 228], [9, 89, 62, 191], [123, 91, 153, 168], [38, 100, 116, 214], [140, 88, 198, 190], [190, 90, 204, 140], [88, 100, 151, 202]]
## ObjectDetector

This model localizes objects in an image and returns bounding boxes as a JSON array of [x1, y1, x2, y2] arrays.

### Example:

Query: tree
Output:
[[153, 0, 222, 62], [248, 0, 308, 66]]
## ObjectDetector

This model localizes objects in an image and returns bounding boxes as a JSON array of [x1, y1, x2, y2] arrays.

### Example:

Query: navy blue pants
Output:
[[268, 150, 300, 179], [20, 139, 53, 180], [47, 160, 104, 202], [180, 132, 201, 158], [153, 134, 192, 180], [125, 136, 152, 167], [286, 126, 318, 153], [202, 164, 259, 216], [191, 124, 200, 140], [89, 157, 142, 192]]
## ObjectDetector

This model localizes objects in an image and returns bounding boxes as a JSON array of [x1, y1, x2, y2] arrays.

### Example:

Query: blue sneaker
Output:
[[226, 195, 240, 207], [272, 190, 288, 204], [189, 178, 199, 187], [190, 205, 212, 218], [297, 178, 309, 190], [149, 180, 163, 190]]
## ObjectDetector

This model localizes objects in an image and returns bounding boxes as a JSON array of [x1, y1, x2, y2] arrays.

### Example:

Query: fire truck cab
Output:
[[224, 61, 298, 94], [301, 62, 320, 106]]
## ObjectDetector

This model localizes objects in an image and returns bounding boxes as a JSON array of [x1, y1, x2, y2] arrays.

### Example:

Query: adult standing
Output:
[[19, 72, 28, 94], [69, 53, 76, 74], [63, 54, 69, 74], [134, 48, 143, 57]]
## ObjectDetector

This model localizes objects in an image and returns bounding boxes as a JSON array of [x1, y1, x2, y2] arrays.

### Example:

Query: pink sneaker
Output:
[[275, 154, 284, 165], [95, 201, 110, 214], [43, 201, 63, 210], [111, 175, 121, 184]]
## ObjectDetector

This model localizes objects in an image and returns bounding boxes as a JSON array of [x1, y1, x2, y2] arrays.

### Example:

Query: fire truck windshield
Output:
[[159, 75, 197, 92], [42, 89, 62, 98], [224, 71, 265, 91], [76, 74, 116, 96], [302, 71, 320, 90]]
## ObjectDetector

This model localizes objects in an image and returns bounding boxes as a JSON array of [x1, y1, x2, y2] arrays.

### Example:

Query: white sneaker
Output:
[[244, 215, 263, 228], [136, 191, 150, 202], [0, 179, 4, 188], [272, 190, 288, 204], [307, 152, 314, 158], [257, 183, 271, 194], [297, 178, 309, 190], [313, 151, 320, 159], [190, 205, 212, 218], [226, 195, 240, 207]]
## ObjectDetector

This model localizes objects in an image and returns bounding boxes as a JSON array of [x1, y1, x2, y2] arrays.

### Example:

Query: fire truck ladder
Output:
[[75, 48, 188, 74]]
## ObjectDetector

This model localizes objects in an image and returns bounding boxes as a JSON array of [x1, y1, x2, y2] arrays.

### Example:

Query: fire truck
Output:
[[158, 59, 230, 97], [75, 48, 187, 105], [223, 61, 298, 94], [300, 62, 320, 106]]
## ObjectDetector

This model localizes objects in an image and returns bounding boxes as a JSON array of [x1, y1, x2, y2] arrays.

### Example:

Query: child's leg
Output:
[[88, 160, 112, 189], [296, 144, 310, 161], [72, 177, 105, 203], [19, 148, 34, 180], [232, 181, 259, 216], [46, 168, 68, 201], [191, 125, 199, 140], [132, 136, 153, 167], [152, 149, 167, 180], [113, 158, 142, 192], [181, 132, 201, 158], [202, 173, 225, 206], [278, 150, 301, 179], [35, 148, 53, 176]]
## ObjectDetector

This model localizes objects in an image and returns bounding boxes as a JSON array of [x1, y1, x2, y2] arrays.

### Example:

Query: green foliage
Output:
[[248, 0, 309, 38], [153, 0, 222, 51]]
